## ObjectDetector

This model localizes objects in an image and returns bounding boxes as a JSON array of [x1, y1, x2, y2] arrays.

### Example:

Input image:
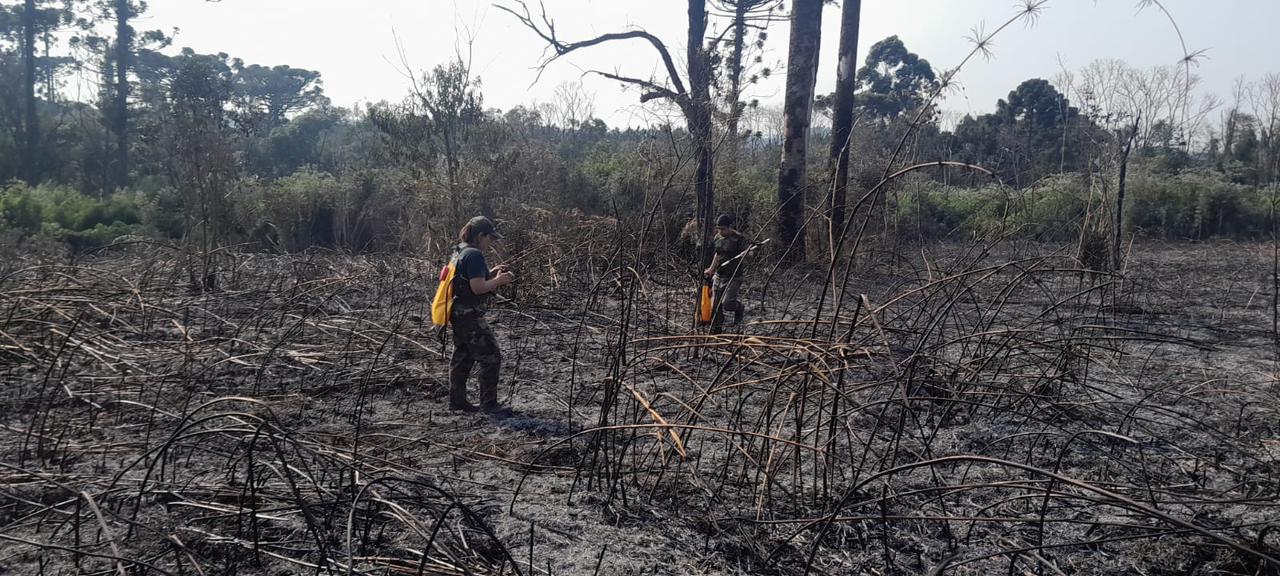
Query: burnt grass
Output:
[[1, 240, 1278, 575]]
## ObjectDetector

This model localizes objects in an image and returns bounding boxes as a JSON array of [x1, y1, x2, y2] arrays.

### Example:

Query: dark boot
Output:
[[450, 399, 478, 412]]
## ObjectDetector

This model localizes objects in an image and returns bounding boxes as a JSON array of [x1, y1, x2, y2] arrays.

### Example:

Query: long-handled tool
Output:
[[715, 238, 770, 273]]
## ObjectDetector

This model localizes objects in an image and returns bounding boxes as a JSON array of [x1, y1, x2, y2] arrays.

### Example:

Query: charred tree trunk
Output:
[[112, 0, 133, 191], [826, 0, 861, 243], [689, 0, 716, 268], [1113, 115, 1140, 271], [776, 0, 822, 262], [1272, 184, 1278, 361], [22, 0, 39, 185]]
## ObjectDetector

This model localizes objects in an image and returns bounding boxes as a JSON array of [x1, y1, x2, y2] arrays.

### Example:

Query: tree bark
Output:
[[112, 0, 133, 191], [43, 33, 55, 105], [1114, 116, 1140, 271], [724, 0, 748, 167], [22, 0, 39, 185], [689, 0, 715, 267], [826, 0, 861, 242], [776, 0, 822, 262]]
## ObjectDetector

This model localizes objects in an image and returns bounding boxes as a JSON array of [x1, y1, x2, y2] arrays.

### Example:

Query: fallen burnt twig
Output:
[[1, 239, 1277, 574]]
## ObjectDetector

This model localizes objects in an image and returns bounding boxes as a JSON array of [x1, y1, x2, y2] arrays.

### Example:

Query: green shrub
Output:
[[63, 221, 148, 253], [254, 168, 340, 250], [921, 183, 1012, 236], [1125, 170, 1272, 239], [234, 167, 427, 252], [140, 187, 186, 239], [0, 182, 159, 253], [1014, 174, 1091, 239], [0, 182, 44, 232]]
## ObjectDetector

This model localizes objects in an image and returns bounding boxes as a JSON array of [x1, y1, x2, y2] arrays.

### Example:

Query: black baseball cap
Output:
[[467, 216, 504, 239]]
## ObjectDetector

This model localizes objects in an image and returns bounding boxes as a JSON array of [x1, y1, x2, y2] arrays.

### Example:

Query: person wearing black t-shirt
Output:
[[447, 216, 514, 413]]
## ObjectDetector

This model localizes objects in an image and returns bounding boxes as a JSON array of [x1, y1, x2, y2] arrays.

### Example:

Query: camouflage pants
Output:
[[449, 307, 501, 408], [711, 276, 744, 331]]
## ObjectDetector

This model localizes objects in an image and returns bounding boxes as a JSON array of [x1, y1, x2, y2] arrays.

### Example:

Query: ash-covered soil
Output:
[[2, 241, 1277, 575]]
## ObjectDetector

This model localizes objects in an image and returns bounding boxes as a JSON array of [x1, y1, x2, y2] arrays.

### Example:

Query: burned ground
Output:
[[1, 240, 1278, 575]]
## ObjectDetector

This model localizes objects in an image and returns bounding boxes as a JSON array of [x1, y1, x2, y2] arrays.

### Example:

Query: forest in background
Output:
[[0, 0, 1276, 264]]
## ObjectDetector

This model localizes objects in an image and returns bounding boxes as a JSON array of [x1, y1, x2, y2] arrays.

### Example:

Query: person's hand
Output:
[[491, 264, 508, 275], [496, 271, 515, 286], [703, 267, 715, 277]]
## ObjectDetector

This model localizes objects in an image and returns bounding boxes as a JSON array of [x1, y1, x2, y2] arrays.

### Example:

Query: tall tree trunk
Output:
[[1113, 116, 1140, 271], [44, 32, 54, 104], [776, 0, 822, 262], [724, 1, 748, 169], [1271, 184, 1278, 361], [43, 32, 55, 104], [112, 0, 132, 191], [22, 0, 39, 185], [826, 0, 861, 244], [689, 0, 716, 267], [1221, 110, 1238, 169]]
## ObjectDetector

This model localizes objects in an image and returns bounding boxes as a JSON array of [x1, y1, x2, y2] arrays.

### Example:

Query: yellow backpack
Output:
[[431, 259, 457, 327]]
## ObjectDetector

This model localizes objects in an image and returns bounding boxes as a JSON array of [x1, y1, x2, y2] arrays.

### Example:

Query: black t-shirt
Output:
[[452, 244, 490, 306]]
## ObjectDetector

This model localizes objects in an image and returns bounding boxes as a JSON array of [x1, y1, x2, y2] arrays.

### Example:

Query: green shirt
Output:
[[714, 232, 748, 278]]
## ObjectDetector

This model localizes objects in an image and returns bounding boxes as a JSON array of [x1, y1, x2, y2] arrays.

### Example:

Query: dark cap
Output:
[[467, 216, 504, 239], [716, 214, 735, 227]]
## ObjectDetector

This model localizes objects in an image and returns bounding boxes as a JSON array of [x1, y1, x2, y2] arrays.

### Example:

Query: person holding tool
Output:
[[702, 214, 755, 334], [444, 216, 514, 413]]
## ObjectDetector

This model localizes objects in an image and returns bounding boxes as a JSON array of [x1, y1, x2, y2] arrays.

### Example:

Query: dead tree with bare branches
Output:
[[499, 0, 720, 267]]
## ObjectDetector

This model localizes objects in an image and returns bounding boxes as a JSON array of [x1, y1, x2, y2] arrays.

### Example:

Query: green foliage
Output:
[[0, 182, 142, 232], [1126, 170, 1273, 238], [63, 221, 146, 253], [0, 182, 44, 232], [928, 185, 1009, 234], [0, 181, 153, 251], [716, 159, 774, 236], [136, 185, 185, 239], [246, 168, 339, 250], [889, 174, 1092, 240], [231, 61, 328, 131], [952, 79, 1093, 186], [885, 169, 1275, 242], [244, 106, 357, 177], [234, 167, 424, 252], [4, 0, 1278, 258], [855, 36, 938, 120]]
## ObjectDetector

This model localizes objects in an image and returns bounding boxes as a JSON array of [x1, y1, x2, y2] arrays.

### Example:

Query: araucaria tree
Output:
[[711, 0, 781, 168], [107, 0, 133, 191]]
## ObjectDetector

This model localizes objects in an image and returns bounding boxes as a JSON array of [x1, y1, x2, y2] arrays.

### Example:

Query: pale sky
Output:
[[138, 0, 1278, 127]]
